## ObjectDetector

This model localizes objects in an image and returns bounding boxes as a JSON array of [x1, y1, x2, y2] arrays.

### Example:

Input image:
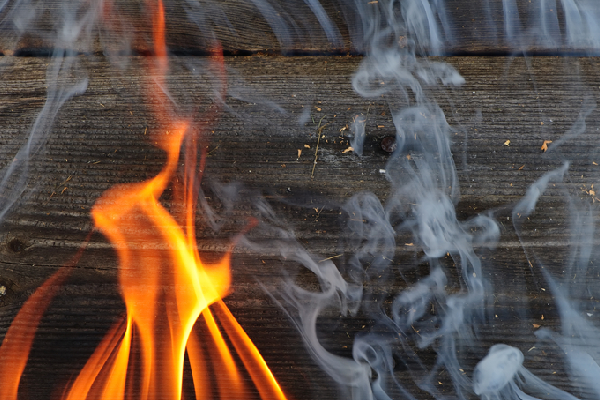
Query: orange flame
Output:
[[0, 267, 72, 400], [0, 1, 288, 399]]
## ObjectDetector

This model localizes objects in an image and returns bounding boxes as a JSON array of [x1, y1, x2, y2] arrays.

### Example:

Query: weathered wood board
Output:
[[0, 0, 594, 56], [0, 56, 599, 399]]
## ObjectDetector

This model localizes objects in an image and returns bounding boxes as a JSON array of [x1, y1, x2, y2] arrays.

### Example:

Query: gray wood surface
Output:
[[0, 55, 598, 399], [0, 0, 594, 56]]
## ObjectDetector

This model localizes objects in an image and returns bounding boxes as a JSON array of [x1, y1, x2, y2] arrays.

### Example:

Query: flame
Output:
[[0, 267, 72, 400], [0, 1, 287, 399]]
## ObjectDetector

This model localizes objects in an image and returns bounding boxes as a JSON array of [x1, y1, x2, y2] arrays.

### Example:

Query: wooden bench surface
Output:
[[0, 54, 597, 398]]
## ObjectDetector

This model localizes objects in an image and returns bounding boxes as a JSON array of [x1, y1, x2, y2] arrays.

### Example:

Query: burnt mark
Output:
[[7, 238, 27, 254]]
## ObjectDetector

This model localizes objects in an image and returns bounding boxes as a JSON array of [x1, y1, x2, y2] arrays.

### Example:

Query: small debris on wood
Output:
[[49, 175, 73, 198], [379, 169, 385, 174], [594, 161, 598, 166], [504, 140, 510, 146], [207, 145, 219, 155], [297, 149, 302, 158], [518, 165, 525, 170], [541, 140, 552, 152], [304, 144, 311, 149], [319, 254, 342, 263], [311, 116, 327, 178], [342, 146, 354, 153]]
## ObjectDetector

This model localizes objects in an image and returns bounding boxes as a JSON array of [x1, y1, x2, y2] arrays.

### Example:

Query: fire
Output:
[[0, 1, 287, 399]]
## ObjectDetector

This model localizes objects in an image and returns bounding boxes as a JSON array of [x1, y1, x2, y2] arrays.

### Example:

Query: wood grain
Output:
[[0, 0, 593, 56], [0, 56, 598, 398]]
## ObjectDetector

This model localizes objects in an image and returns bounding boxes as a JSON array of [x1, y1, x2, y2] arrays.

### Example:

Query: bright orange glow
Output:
[[0, 232, 91, 400], [0, 1, 288, 400], [215, 301, 288, 400], [64, 316, 127, 400], [0, 267, 71, 400]]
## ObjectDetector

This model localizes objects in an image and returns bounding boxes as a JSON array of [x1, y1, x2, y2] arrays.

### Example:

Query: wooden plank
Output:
[[0, 0, 352, 55], [0, 56, 598, 398], [0, 0, 596, 56]]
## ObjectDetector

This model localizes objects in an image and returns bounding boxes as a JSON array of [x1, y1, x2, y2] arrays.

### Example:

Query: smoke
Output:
[[241, 1, 600, 400], [0, 1, 99, 223], [2, 0, 600, 399], [483, 0, 600, 53], [514, 129, 600, 399], [250, 1, 489, 399], [472, 344, 579, 400]]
